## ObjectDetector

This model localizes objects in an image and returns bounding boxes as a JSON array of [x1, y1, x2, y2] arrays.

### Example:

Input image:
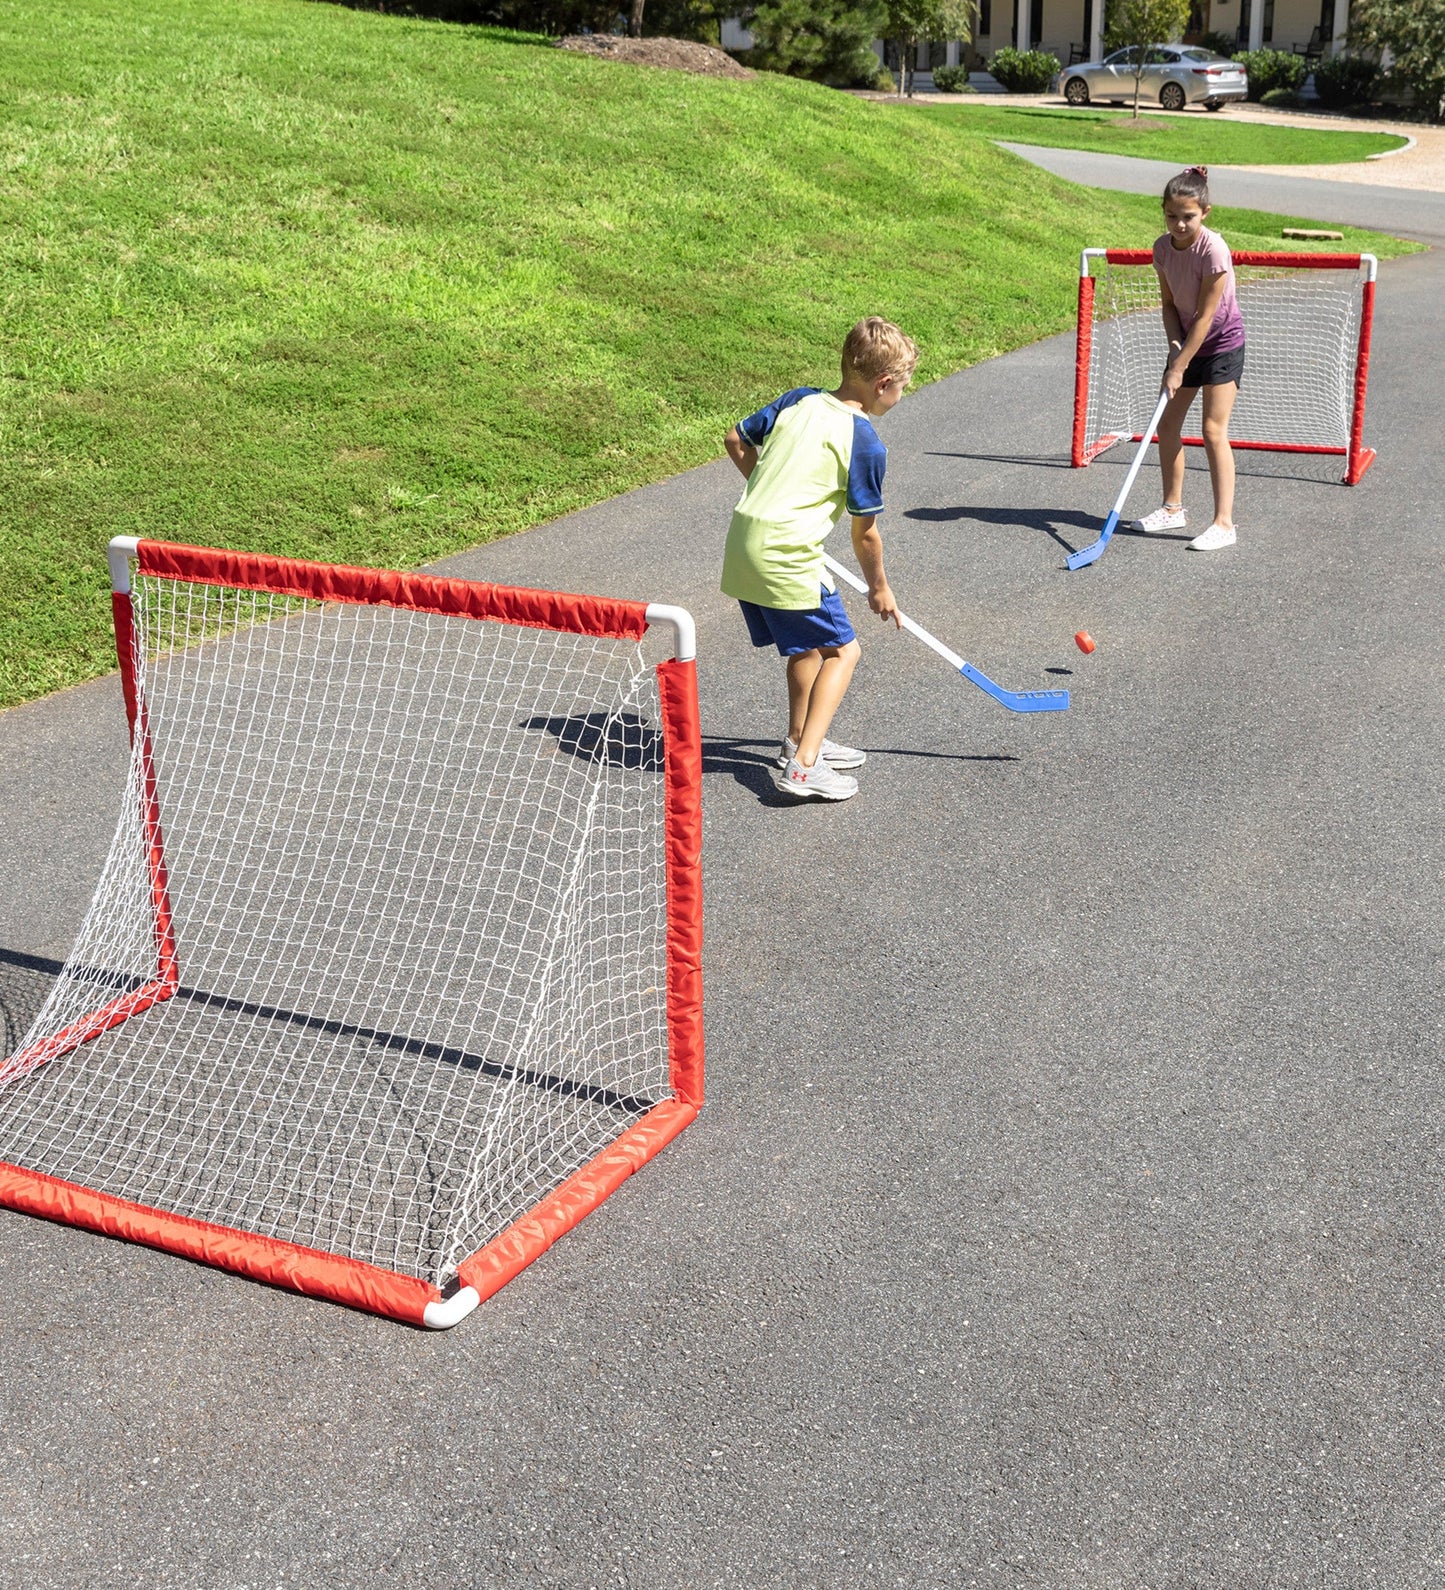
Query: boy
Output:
[[721, 317, 917, 803]]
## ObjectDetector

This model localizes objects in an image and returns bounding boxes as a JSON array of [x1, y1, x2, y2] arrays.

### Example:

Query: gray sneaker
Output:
[[775, 755, 859, 802], [775, 735, 867, 771]]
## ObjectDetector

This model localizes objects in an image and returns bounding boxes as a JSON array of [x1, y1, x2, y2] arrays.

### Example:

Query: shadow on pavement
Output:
[[925, 450, 1078, 471], [702, 736, 1019, 803], [1, 949, 63, 1054]]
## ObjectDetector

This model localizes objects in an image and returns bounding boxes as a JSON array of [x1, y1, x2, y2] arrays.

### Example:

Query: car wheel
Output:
[[1064, 76, 1090, 105], [1160, 82, 1186, 111], [1205, 98, 1225, 111]]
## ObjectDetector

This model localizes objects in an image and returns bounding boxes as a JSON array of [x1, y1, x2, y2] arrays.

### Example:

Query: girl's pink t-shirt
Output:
[[1152, 227, 1246, 355]]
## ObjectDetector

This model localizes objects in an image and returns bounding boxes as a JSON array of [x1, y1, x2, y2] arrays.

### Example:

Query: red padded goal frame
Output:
[[1072, 248, 1377, 485], [0, 539, 704, 1328]]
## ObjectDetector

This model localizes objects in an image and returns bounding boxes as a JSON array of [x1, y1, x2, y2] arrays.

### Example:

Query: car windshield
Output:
[[1105, 47, 1141, 64]]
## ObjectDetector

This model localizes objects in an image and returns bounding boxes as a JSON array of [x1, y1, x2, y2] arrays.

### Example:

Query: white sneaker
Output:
[[775, 755, 859, 802], [775, 735, 867, 771], [1186, 523, 1237, 552], [1133, 505, 1188, 535]]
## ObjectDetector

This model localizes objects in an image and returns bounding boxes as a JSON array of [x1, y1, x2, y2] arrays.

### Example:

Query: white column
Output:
[[1248, 0, 1264, 52], [1090, 0, 1103, 62], [917, 39, 930, 68], [1018, 0, 1032, 51], [1330, 0, 1348, 56], [946, 39, 961, 66]]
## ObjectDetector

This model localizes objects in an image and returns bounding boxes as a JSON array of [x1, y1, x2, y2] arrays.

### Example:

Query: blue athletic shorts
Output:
[[738, 585, 857, 657]]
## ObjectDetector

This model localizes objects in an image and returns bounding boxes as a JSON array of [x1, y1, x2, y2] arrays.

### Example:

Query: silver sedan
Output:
[[1059, 45, 1249, 111]]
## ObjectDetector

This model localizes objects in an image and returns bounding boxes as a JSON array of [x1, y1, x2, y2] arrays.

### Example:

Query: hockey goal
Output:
[[1072, 248, 1377, 485], [0, 538, 703, 1328]]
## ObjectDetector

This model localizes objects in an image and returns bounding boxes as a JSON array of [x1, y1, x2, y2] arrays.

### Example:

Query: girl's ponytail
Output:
[[1162, 166, 1211, 206]]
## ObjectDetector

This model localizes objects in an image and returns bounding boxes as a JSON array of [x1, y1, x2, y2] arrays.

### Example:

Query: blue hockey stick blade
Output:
[[1066, 508, 1121, 572], [959, 662, 1069, 713]]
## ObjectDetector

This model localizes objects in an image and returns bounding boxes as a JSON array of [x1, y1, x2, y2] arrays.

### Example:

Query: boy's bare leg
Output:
[[795, 640, 860, 767], [785, 650, 823, 744], [1157, 386, 1197, 508], [1200, 381, 1238, 526]]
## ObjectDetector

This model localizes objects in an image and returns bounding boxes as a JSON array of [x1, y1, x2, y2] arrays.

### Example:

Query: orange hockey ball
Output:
[[1074, 630, 1095, 654]]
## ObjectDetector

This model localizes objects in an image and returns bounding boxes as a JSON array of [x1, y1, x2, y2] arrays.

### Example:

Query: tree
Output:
[[1105, 0, 1191, 116], [746, 0, 888, 86], [883, 0, 977, 96], [1351, 0, 1445, 123]]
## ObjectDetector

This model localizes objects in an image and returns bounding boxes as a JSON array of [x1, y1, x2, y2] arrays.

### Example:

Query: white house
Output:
[[723, 0, 1355, 72]]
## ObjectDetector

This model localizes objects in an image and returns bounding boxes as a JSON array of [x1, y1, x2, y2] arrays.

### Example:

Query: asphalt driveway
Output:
[[0, 160, 1440, 1588]]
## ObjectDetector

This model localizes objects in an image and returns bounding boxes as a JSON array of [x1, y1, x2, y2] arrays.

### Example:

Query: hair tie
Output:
[[1188, 165, 1208, 178]]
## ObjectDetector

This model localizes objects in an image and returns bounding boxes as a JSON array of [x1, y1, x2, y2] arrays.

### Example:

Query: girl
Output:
[[1134, 166, 1245, 553]]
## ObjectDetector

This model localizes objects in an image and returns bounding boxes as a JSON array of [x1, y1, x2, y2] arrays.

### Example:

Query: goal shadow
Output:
[[905, 504, 1103, 554], [0, 949, 63, 1056], [0, 946, 655, 1114], [520, 709, 662, 771]]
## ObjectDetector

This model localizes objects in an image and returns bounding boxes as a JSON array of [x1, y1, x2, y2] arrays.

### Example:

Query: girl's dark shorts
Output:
[[1181, 344, 1245, 390]]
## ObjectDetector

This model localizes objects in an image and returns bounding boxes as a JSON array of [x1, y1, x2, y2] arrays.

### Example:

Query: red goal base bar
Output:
[[0, 1098, 699, 1328], [1080, 434, 1377, 486]]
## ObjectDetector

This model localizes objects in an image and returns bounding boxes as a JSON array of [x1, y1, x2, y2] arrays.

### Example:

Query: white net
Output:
[[1081, 255, 1368, 460], [0, 575, 676, 1288]]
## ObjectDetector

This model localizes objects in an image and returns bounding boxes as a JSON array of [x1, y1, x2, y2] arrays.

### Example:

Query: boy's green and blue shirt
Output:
[[721, 388, 886, 611]]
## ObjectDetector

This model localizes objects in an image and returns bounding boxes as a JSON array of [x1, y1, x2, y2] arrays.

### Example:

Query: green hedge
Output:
[[1313, 53, 1378, 108], [932, 63, 970, 92], [1232, 47, 1308, 100], [989, 47, 1061, 92]]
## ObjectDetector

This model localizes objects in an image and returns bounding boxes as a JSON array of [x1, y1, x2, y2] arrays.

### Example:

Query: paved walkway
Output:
[[876, 89, 1445, 191], [0, 169, 1441, 1586], [998, 140, 1445, 240]]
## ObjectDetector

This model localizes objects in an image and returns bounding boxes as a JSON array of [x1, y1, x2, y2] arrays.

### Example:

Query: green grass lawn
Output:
[[0, 0, 1420, 707], [919, 103, 1410, 165]]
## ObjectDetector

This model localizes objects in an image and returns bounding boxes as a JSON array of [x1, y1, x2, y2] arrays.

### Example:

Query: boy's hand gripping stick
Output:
[[1066, 385, 1174, 572], [821, 553, 1069, 715]]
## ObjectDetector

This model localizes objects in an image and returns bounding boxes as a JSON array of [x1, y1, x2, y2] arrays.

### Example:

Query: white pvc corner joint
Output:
[[645, 603, 696, 662], [107, 536, 140, 595], [1081, 247, 1107, 278], [1361, 253, 1378, 283], [422, 1285, 481, 1329]]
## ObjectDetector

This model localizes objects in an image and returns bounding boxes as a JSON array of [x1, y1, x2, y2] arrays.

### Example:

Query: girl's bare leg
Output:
[[1200, 381, 1239, 527], [1157, 386, 1198, 509]]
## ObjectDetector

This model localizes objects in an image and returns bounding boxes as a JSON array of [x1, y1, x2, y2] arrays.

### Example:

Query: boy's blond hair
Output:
[[841, 317, 919, 384]]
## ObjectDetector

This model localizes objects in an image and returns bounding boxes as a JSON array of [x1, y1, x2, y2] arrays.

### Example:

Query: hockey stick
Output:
[[821, 553, 1069, 714], [1065, 385, 1173, 571]]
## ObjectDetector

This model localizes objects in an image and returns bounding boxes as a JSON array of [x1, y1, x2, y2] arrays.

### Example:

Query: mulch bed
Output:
[[556, 34, 754, 80]]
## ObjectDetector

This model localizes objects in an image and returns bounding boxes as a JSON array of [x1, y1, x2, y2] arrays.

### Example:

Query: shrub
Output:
[[746, 0, 889, 85], [1197, 29, 1238, 55], [1233, 47, 1308, 99], [931, 63, 970, 91], [989, 46, 1061, 91], [1351, 0, 1445, 123], [871, 64, 897, 90], [1260, 85, 1302, 105], [1313, 52, 1379, 107]]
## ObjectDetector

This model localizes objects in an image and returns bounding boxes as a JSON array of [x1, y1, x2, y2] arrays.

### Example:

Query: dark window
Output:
[[1030, 0, 1043, 42], [980, 0, 991, 33]]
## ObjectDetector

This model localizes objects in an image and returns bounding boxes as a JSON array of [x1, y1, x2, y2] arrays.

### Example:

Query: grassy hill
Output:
[[0, 0, 1418, 705]]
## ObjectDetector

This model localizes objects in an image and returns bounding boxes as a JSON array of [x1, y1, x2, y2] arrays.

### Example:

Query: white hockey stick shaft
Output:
[[821, 554, 964, 669]]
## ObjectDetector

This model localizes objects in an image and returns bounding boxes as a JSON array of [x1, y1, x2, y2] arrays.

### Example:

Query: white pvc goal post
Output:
[[0, 538, 703, 1329], [1072, 247, 1378, 485]]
